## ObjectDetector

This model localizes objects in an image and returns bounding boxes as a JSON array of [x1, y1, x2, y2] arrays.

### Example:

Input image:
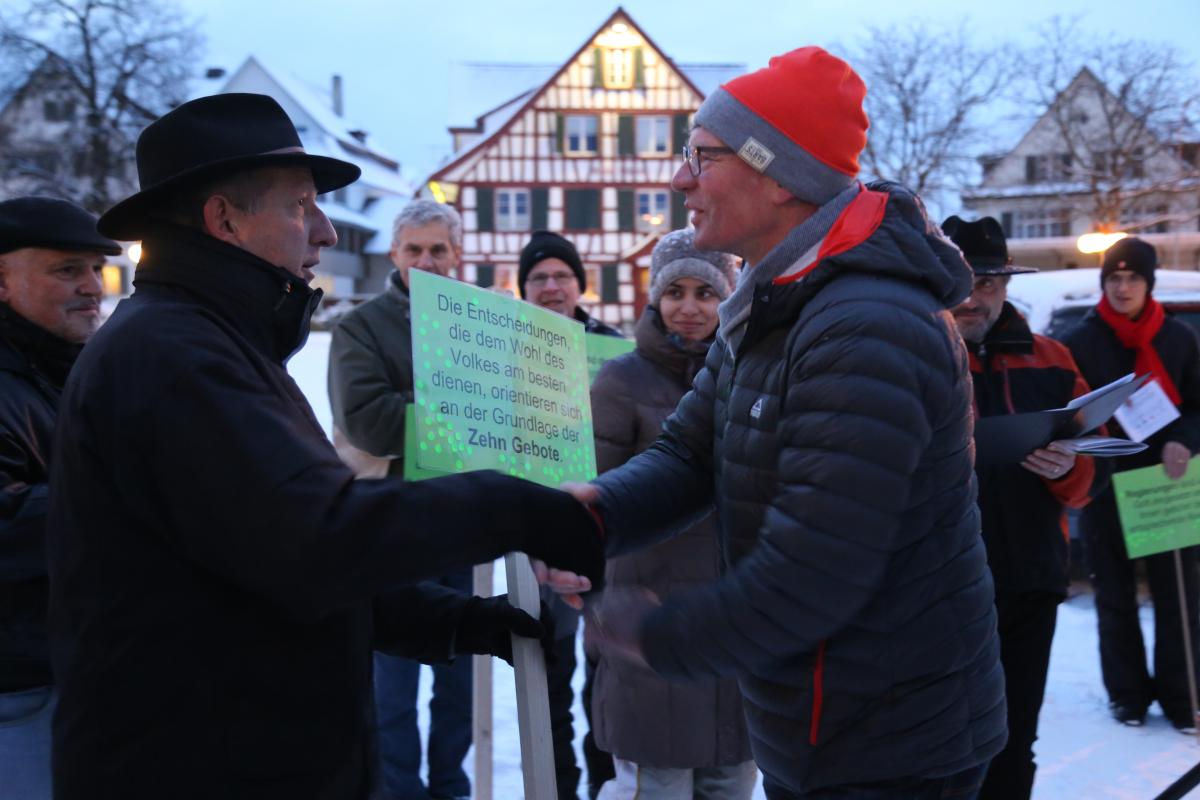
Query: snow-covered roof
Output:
[[964, 175, 1200, 201], [220, 56, 401, 167], [362, 194, 410, 255]]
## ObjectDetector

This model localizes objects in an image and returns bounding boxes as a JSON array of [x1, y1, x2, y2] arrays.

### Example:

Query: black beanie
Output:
[[1101, 237, 1157, 293], [518, 231, 585, 298]]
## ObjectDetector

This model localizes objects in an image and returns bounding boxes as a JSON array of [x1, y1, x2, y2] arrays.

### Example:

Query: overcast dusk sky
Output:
[[183, 0, 1199, 184]]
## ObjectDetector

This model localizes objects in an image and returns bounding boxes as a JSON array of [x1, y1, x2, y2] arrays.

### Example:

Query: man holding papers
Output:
[[943, 216, 1099, 800], [1061, 237, 1200, 731]]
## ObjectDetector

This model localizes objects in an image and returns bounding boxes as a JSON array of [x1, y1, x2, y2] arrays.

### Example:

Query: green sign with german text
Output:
[[1113, 459, 1200, 558], [585, 333, 635, 384], [408, 269, 597, 488], [403, 403, 447, 482]]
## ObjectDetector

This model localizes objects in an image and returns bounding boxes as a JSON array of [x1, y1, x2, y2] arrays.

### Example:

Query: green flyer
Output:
[[408, 269, 597, 488], [1113, 459, 1200, 558], [585, 333, 635, 384], [403, 403, 449, 482]]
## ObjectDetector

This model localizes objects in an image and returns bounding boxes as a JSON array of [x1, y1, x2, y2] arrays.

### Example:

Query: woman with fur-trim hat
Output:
[[587, 230, 756, 799]]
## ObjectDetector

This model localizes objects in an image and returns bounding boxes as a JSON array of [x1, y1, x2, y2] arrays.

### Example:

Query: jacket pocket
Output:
[[809, 639, 826, 746]]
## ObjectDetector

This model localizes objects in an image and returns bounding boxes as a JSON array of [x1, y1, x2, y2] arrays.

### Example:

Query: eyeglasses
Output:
[[682, 145, 735, 177], [526, 272, 577, 288]]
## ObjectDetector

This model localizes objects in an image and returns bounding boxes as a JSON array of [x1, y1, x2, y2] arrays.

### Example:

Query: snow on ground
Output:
[[292, 332, 1200, 799]]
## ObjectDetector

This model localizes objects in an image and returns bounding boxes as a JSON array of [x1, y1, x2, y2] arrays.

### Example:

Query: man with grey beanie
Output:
[[541, 46, 1005, 799]]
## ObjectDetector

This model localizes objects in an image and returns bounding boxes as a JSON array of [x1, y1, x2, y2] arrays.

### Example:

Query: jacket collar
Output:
[[635, 306, 710, 384], [132, 224, 322, 363], [0, 301, 82, 387], [975, 302, 1034, 356]]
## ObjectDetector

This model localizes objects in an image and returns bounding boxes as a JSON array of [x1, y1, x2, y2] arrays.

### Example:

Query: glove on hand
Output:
[[455, 594, 555, 666], [519, 483, 606, 592]]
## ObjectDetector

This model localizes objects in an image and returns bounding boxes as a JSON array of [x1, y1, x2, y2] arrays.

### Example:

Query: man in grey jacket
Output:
[[544, 47, 1005, 800], [327, 199, 473, 800]]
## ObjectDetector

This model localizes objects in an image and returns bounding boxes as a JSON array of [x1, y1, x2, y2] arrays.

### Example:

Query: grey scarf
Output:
[[717, 184, 859, 355]]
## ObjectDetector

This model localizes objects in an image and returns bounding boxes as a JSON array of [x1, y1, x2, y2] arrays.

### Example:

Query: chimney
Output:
[[332, 75, 343, 117]]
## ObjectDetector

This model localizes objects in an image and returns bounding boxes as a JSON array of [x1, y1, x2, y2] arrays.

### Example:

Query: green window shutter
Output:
[[633, 47, 645, 89], [531, 188, 549, 230], [671, 190, 687, 229], [672, 113, 690, 153], [475, 264, 495, 288], [617, 189, 634, 232], [566, 189, 601, 230], [476, 187, 494, 232], [592, 47, 604, 88], [617, 115, 635, 156], [601, 264, 620, 303], [555, 113, 564, 154]]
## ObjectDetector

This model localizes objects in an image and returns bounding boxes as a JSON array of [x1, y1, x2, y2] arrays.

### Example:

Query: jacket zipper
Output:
[[809, 639, 827, 745]]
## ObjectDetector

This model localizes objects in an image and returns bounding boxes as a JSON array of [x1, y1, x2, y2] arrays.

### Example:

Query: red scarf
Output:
[[1096, 295, 1182, 405]]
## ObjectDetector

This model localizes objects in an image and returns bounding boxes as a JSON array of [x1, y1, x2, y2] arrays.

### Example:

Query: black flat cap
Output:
[[0, 197, 122, 256], [97, 93, 361, 241], [942, 215, 1037, 276]]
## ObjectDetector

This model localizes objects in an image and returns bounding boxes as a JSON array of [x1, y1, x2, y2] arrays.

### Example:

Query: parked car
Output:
[[1006, 267, 1200, 339]]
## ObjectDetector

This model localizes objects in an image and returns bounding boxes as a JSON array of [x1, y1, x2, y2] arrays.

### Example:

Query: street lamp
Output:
[[1076, 232, 1127, 255]]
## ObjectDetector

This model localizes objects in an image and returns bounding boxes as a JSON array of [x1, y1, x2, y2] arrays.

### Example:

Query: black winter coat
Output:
[[0, 304, 79, 691], [969, 302, 1099, 597], [589, 308, 751, 769], [1060, 307, 1200, 471], [45, 227, 591, 800], [592, 185, 1006, 793]]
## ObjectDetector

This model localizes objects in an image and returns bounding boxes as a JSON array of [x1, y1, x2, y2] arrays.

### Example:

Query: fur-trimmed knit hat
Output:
[[1101, 237, 1157, 293], [649, 229, 738, 306], [518, 230, 586, 298], [694, 46, 868, 205]]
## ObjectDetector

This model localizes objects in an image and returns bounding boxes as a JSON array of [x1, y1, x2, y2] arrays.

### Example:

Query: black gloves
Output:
[[519, 483, 606, 592], [455, 594, 557, 666]]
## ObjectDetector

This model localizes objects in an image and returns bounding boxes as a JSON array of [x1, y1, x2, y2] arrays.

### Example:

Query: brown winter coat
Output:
[[588, 307, 752, 769]]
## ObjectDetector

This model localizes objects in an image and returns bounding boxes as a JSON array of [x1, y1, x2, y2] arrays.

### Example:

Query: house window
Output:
[[636, 116, 670, 156], [635, 190, 669, 232], [43, 99, 75, 122], [496, 189, 530, 231], [1024, 154, 1071, 183], [604, 48, 635, 89], [1013, 208, 1070, 239], [565, 115, 598, 155]]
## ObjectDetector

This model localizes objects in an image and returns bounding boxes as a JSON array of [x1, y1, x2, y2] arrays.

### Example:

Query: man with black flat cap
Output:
[[943, 215, 1100, 800], [0, 196, 120, 799], [43, 93, 605, 800]]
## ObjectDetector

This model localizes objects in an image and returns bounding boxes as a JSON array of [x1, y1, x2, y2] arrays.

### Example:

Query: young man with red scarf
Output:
[[1061, 237, 1200, 731]]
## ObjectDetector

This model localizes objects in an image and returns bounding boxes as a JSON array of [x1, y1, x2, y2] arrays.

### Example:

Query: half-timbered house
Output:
[[424, 8, 743, 329]]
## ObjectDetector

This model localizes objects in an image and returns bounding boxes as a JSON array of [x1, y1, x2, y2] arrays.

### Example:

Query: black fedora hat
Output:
[[941, 215, 1037, 276], [97, 93, 361, 241]]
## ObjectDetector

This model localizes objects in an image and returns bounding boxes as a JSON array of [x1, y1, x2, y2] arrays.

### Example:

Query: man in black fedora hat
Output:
[[943, 215, 1101, 800], [0, 197, 121, 799], [43, 93, 605, 800]]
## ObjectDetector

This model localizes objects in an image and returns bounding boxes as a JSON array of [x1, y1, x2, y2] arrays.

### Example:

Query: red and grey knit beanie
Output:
[[694, 46, 869, 205]]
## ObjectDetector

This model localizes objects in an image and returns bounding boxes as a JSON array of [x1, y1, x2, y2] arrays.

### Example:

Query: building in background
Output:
[[215, 56, 415, 296], [423, 8, 744, 328], [963, 68, 1200, 270]]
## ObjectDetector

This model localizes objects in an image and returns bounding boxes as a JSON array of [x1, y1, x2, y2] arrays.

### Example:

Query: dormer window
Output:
[[595, 21, 643, 90]]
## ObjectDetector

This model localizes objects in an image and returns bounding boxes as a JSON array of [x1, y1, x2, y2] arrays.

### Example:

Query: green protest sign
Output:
[[408, 269, 597, 488], [1113, 459, 1200, 558], [585, 333, 635, 384], [403, 403, 449, 482]]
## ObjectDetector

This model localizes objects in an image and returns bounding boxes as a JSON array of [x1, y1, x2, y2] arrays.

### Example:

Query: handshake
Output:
[[517, 481, 604, 607]]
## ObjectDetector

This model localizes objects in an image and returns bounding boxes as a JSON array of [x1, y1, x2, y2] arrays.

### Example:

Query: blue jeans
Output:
[[0, 685, 56, 800], [375, 569, 473, 800], [763, 762, 987, 800]]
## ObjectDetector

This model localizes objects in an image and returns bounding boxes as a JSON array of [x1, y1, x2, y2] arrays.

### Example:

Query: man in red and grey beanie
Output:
[[543, 46, 1005, 799]]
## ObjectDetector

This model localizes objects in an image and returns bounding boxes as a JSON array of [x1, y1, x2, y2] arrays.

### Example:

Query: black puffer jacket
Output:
[[1059, 307, 1200, 471], [0, 304, 80, 691], [593, 185, 1006, 793]]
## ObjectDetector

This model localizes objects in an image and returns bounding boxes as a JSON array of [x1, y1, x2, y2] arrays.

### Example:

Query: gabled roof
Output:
[[428, 7, 741, 183], [220, 55, 401, 170]]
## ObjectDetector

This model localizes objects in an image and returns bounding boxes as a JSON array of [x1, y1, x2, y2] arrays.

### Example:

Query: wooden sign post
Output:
[[506, 552, 558, 799], [472, 561, 495, 800]]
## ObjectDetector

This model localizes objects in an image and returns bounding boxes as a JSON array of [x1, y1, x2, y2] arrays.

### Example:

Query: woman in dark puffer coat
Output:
[[589, 230, 755, 800]]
